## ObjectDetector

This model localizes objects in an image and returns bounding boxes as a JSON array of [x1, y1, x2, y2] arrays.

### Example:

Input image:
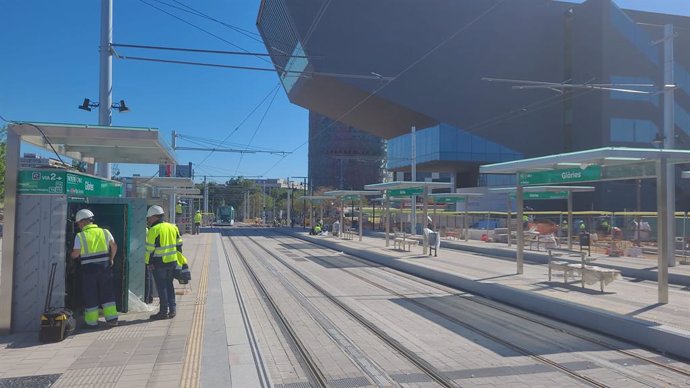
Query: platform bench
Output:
[[548, 249, 620, 292]]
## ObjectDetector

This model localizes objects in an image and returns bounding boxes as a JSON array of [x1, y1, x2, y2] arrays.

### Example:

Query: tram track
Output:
[[259, 229, 690, 387], [226, 230, 460, 387], [221, 234, 329, 387]]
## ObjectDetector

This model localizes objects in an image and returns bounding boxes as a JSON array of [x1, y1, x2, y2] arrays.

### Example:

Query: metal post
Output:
[[358, 198, 363, 241], [567, 190, 573, 250], [97, 0, 113, 179], [422, 186, 429, 255], [516, 184, 524, 274], [464, 196, 469, 242], [507, 195, 512, 248], [287, 180, 291, 226], [657, 157, 670, 304], [663, 24, 676, 267], [203, 176, 208, 213], [169, 193, 176, 225], [339, 196, 345, 239], [385, 194, 390, 247], [0, 129, 20, 333], [411, 125, 417, 235]]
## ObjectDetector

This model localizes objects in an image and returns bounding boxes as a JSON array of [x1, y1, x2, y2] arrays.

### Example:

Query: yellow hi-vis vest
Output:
[[176, 203, 183, 214], [194, 212, 202, 223], [78, 224, 110, 265], [146, 222, 183, 264]]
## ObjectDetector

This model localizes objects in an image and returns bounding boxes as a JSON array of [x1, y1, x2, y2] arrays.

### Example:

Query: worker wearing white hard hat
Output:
[[70, 208, 118, 329], [145, 205, 183, 320]]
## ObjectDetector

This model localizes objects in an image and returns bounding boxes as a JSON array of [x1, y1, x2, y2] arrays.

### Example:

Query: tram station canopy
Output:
[[9, 122, 175, 165], [479, 147, 690, 180]]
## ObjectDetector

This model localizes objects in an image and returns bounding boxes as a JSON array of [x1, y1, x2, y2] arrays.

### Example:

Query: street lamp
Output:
[[78, 98, 130, 113]]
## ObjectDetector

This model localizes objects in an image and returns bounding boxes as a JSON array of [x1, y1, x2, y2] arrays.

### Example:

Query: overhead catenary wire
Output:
[[137, 0, 274, 66], [235, 86, 281, 176], [195, 83, 281, 169], [111, 43, 309, 58]]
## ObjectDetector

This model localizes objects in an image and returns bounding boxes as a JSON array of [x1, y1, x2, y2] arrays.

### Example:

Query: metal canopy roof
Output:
[[159, 188, 200, 195], [488, 185, 595, 193], [364, 181, 451, 191], [428, 192, 484, 198], [302, 195, 335, 201], [10, 122, 175, 165], [480, 147, 690, 174], [133, 177, 193, 188], [324, 190, 381, 197]]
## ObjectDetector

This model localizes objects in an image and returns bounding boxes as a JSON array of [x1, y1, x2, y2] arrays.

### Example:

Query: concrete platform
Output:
[[296, 229, 690, 361], [2, 227, 690, 386]]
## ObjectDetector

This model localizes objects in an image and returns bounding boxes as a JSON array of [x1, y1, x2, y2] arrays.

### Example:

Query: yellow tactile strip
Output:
[[180, 234, 211, 388]]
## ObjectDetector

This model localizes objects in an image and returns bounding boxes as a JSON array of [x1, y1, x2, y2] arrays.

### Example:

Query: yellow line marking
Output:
[[180, 234, 211, 388]]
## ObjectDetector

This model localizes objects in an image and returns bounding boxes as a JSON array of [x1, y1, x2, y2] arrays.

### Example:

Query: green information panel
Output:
[[510, 191, 568, 200], [432, 196, 466, 203], [389, 187, 423, 197], [518, 166, 601, 185], [18, 170, 123, 197], [342, 194, 360, 201]]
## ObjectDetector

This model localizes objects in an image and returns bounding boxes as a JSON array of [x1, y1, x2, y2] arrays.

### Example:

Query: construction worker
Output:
[[194, 210, 202, 235], [146, 205, 183, 320], [175, 200, 183, 216], [70, 209, 118, 329]]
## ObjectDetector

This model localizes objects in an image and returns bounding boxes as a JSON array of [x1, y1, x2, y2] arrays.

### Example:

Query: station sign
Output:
[[342, 194, 360, 201], [18, 170, 123, 197], [389, 187, 423, 197], [432, 196, 466, 203], [518, 166, 601, 185], [510, 191, 568, 200]]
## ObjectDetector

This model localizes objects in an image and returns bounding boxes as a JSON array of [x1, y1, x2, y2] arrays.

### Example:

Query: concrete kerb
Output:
[[295, 232, 690, 362]]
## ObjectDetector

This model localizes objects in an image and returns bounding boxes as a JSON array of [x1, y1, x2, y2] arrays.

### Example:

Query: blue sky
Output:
[[1, 0, 689, 183]]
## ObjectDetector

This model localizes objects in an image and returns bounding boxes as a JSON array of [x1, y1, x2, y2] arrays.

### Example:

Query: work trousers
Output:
[[151, 261, 176, 315], [81, 265, 118, 326], [194, 222, 200, 235]]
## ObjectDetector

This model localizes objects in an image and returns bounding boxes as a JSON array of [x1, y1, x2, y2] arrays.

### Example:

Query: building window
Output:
[[280, 42, 309, 93], [610, 118, 657, 143]]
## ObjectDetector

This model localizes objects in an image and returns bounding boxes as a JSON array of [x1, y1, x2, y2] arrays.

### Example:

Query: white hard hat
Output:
[[147, 205, 165, 218], [75, 209, 95, 222]]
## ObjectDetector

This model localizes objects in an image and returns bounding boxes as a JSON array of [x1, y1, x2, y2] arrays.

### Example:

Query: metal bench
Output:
[[548, 249, 620, 292], [393, 233, 415, 251]]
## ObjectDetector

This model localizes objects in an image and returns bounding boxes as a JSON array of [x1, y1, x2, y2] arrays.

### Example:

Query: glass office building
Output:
[[257, 0, 690, 210]]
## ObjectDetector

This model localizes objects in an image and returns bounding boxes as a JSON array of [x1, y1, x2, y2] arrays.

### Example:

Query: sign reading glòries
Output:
[[518, 165, 602, 185]]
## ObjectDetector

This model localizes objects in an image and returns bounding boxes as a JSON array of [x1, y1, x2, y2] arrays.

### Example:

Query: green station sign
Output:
[[342, 194, 360, 201], [19, 170, 123, 197], [518, 165, 602, 185], [510, 191, 569, 200], [389, 187, 423, 197], [432, 196, 466, 203]]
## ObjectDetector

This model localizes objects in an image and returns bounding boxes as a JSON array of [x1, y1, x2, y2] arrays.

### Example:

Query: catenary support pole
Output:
[[663, 24, 676, 267], [97, 0, 113, 179]]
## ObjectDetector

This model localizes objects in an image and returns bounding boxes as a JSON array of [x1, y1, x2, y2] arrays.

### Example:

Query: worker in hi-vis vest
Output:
[[146, 205, 183, 320], [194, 210, 202, 235], [70, 209, 118, 329]]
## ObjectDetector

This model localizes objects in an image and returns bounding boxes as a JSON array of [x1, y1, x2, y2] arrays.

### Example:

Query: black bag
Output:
[[174, 263, 191, 285], [39, 263, 76, 343]]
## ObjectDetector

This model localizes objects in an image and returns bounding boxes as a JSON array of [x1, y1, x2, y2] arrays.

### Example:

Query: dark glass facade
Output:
[[257, 0, 690, 210], [308, 112, 386, 190]]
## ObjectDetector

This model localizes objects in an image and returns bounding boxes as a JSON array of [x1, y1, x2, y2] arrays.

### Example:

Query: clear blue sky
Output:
[[1, 0, 688, 184]]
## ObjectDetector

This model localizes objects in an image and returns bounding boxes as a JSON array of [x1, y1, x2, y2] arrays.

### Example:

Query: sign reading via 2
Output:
[[518, 166, 602, 185]]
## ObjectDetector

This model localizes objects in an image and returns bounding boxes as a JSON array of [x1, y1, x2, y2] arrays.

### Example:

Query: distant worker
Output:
[[579, 221, 587, 234], [175, 200, 183, 216], [560, 220, 569, 238], [599, 218, 611, 235], [194, 210, 202, 235], [70, 209, 118, 329], [146, 205, 183, 320]]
